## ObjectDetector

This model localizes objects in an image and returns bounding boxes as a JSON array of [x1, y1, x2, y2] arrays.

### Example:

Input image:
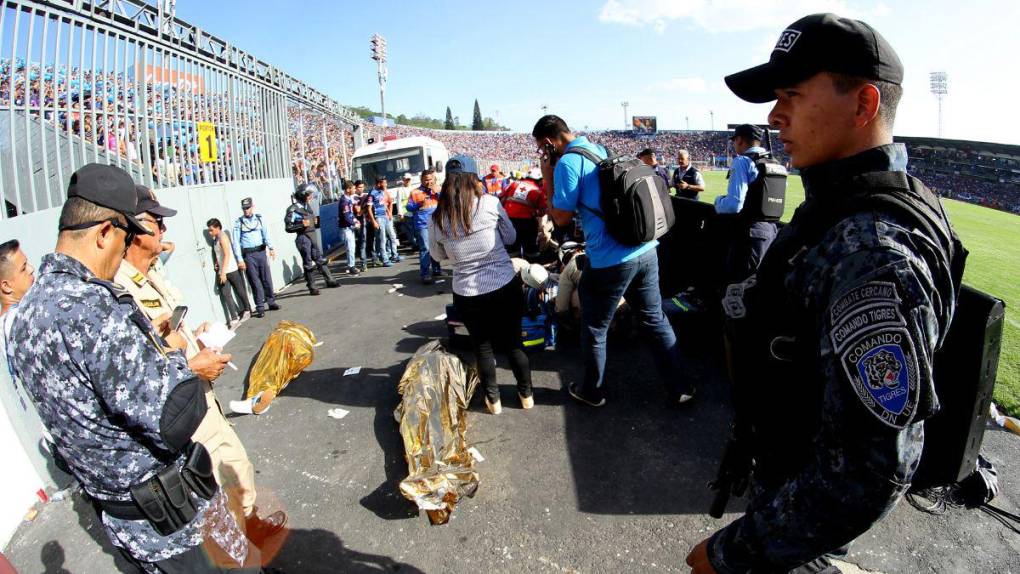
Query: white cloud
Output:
[[598, 0, 885, 34]]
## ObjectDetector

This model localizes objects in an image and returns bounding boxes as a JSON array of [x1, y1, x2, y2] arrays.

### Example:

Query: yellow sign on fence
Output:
[[197, 122, 218, 163]]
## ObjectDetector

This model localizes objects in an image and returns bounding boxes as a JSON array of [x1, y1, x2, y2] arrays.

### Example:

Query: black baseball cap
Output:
[[134, 185, 177, 217], [725, 13, 904, 103], [65, 164, 150, 234], [241, 197, 253, 209], [730, 124, 764, 142]]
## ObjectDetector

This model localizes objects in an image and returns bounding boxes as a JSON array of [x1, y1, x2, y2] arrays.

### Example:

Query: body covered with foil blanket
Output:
[[395, 340, 479, 524]]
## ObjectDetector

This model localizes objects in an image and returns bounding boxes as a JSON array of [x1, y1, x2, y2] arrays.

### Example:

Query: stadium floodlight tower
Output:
[[370, 33, 388, 133], [930, 71, 948, 138], [621, 102, 629, 130]]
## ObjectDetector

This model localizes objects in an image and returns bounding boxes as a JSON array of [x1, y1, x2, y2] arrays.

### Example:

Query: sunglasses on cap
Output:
[[59, 216, 139, 246]]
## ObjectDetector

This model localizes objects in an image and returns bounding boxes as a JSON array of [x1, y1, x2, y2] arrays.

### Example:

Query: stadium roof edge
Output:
[[896, 135, 1020, 157]]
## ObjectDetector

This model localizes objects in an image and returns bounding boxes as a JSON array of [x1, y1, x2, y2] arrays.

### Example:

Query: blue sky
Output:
[[177, 0, 1018, 144]]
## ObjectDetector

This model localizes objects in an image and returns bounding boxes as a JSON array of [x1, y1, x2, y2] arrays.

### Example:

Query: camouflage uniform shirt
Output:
[[8, 253, 247, 567], [710, 144, 959, 571]]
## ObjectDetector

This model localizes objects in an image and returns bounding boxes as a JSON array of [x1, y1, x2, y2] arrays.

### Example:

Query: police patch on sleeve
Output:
[[839, 326, 920, 428]]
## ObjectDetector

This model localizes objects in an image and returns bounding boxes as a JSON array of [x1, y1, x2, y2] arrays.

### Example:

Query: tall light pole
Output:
[[709, 110, 714, 131], [370, 34, 388, 133], [685, 116, 690, 131], [621, 101, 629, 130], [541, 104, 548, 114], [930, 71, 948, 138]]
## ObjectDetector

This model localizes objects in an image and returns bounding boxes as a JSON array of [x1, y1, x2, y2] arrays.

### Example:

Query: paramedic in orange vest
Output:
[[483, 164, 507, 196]]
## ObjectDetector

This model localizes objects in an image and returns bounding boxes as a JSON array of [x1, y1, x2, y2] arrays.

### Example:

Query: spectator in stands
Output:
[[206, 218, 251, 326], [337, 181, 361, 275], [533, 114, 694, 408], [429, 167, 533, 414], [715, 124, 778, 282], [638, 147, 670, 189], [673, 149, 705, 199]]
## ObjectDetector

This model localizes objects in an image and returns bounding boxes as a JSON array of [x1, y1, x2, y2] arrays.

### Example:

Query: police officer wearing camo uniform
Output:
[[233, 197, 279, 318], [286, 182, 338, 296], [8, 164, 269, 573], [687, 14, 965, 574]]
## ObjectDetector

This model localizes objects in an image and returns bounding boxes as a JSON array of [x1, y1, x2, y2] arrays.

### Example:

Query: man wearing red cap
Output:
[[482, 164, 507, 196]]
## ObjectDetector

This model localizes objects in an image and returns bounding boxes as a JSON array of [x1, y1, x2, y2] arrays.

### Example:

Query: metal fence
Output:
[[0, 0, 360, 219]]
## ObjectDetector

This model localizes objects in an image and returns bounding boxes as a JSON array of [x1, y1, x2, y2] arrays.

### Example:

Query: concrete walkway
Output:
[[5, 256, 1020, 573]]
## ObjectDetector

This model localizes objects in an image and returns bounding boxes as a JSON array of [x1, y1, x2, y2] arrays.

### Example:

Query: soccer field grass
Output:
[[697, 170, 1020, 416]]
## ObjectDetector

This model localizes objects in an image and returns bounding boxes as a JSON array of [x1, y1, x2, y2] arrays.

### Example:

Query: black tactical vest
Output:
[[726, 170, 965, 480]]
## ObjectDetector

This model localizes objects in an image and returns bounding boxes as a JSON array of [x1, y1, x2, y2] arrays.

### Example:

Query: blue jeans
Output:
[[412, 226, 442, 278], [341, 227, 356, 268], [577, 249, 688, 395], [374, 217, 398, 262]]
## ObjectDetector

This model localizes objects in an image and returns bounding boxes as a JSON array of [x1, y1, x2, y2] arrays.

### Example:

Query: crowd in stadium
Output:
[[0, 58, 271, 188], [4, 56, 1020, 215]]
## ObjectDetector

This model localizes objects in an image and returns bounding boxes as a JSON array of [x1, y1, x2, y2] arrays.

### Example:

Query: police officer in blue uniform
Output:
[[286, 182, 338, 296], [715, 124, 779, 283], [8, 164, 266, 573], [233, 197, 279, 318], [687, 14, 965, 573]]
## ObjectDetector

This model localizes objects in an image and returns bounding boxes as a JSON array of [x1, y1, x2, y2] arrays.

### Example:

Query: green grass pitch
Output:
[[695, 170, 1019, 417]]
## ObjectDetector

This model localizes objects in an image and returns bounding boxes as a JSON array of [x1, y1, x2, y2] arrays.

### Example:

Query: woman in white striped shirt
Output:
[[430, 169, 533, 415]]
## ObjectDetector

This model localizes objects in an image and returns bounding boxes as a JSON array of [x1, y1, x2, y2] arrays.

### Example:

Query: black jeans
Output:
[[507, 217, 539, 258], [453, 277, 532, 403], [219, 269, 251, 320]]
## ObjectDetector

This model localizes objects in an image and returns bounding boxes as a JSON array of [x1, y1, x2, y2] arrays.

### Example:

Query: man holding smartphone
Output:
[[115, 185, 287, 545]]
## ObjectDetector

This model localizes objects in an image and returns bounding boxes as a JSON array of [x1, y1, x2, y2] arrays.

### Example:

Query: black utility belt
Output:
[[241, 244, 266, 255], [98, 442, 218, 536]]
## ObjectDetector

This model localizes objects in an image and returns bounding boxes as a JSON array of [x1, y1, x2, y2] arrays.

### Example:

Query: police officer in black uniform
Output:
[[286, 182, 338, 296], [672, 149, 705, 200], [687, 13, 965, 573]]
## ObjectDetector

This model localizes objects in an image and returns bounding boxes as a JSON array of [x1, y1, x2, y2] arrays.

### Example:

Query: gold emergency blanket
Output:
[[245, 321, 317, 402], [395, 340, 479, 525]]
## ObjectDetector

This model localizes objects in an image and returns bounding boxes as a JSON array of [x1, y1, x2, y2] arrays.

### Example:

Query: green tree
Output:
[[444, 107, 455, 130], [472, 99, 484, 131]]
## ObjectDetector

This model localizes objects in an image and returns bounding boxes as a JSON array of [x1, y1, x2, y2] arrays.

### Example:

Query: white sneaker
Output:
[[485, 397, 502, 415], [519, 394, 534, 410]]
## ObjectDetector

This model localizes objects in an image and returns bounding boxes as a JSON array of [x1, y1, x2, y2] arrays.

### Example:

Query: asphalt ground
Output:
[[5, 251, 1020, 573]]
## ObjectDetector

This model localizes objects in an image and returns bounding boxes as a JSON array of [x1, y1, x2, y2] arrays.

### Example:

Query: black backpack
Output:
[[733, 151, 787, 222], [565, 147, 675, 245]]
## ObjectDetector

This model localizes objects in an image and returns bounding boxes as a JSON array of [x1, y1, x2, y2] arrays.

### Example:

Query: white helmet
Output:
[[521, 263, 549, 290]]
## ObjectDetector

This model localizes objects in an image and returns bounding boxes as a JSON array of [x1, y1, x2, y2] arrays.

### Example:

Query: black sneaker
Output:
[[421, 275, 435, 285], [567, 383, 605, 407], [253, 310, 265, 318], [347, 267, 360, 275], [268, 303, 281, 311]]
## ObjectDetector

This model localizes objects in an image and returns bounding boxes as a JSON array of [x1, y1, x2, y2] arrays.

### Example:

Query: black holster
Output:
[[118, 443, 218, 536]]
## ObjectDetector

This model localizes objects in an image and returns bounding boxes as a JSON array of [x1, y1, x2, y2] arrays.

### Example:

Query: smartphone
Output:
[[169, 305, 188, 331]]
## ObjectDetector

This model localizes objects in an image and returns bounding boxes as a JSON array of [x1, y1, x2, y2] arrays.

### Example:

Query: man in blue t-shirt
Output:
[[533, 115, 694, 408]]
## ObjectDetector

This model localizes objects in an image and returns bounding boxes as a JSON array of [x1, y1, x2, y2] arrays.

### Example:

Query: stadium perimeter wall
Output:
[[0, 177, 300, 549]]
